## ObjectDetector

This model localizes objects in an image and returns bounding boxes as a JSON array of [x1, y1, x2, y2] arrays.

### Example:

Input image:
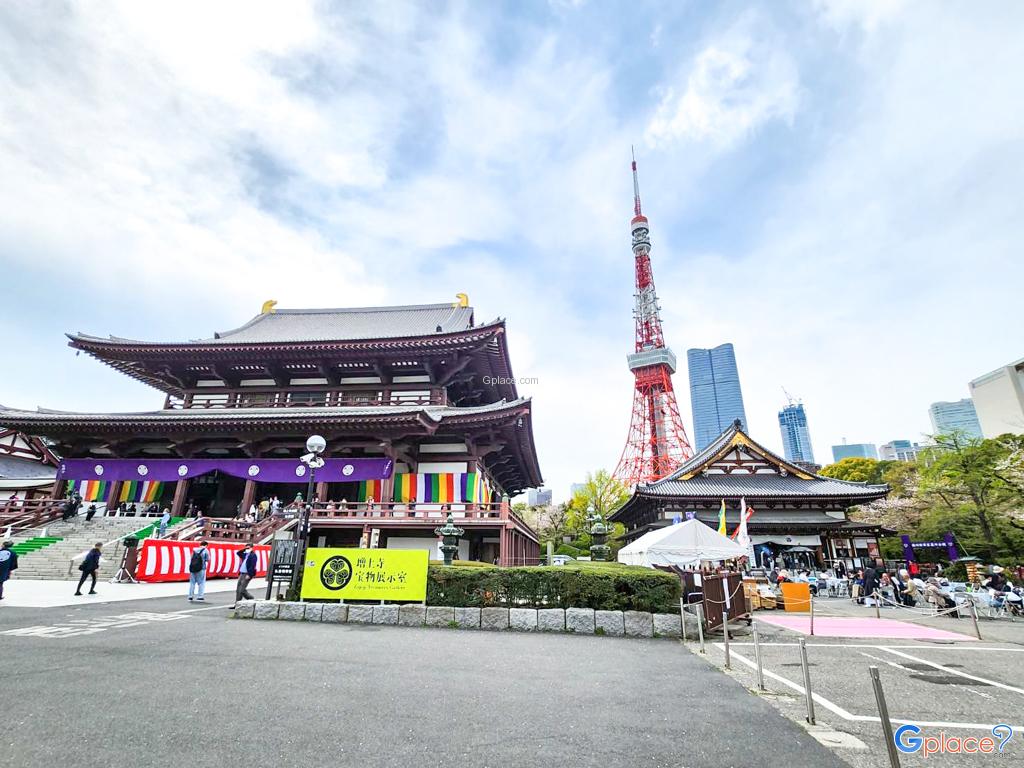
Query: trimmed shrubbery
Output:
[[426, 563, 680, 613]]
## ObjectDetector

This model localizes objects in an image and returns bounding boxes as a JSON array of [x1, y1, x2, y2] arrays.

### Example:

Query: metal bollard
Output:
[[680, 598, 687, 643], [753, 625, 765, 691], [809, 593, 815, 636], [696, 603, 706, 654], [722, 609, 731, 669], [799, 637, 815, 724], [969, 599, 982, 641], [869, 666, 902, 768], [874, 590, 881, 619]]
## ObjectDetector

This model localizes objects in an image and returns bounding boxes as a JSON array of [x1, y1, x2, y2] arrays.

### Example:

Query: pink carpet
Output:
[[755, 615, 975, 641]]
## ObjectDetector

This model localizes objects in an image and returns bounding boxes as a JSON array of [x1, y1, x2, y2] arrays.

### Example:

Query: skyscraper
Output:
[[687, 344, 748, 451], [928, 399, 983, 439], [778, 402, 815, 463], [831, 442, 878, 462], [879, 440, 923, 462], [968, 357, 1024, 438]]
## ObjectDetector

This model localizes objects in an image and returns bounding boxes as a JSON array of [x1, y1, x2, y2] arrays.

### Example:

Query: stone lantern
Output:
[[435, 512, 465, 566], [587, 504, 611, 562]]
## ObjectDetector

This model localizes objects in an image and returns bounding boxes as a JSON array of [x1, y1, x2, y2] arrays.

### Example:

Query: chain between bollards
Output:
[[752, 624, 765, 691], [869, 665, 902, 768], [799, 637, 815, 725], [969, 599, 982, 641]]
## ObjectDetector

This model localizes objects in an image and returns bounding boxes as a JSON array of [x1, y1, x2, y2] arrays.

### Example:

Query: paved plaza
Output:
[[695, 597, 1024, 768], [0, 590, 846, 768]]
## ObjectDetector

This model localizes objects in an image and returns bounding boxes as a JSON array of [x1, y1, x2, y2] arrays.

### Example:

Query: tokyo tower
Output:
[[613, 152, 693, 486]]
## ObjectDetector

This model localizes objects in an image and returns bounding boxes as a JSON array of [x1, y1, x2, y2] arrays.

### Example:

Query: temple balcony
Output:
[[163, 386, 447, 410]]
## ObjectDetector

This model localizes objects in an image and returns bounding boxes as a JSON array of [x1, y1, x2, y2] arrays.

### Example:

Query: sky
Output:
[[1, 1, 1022, 502]]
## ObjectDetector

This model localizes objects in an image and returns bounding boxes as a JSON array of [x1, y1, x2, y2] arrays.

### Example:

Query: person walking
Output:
[[0, 540, 18, 601], [85, 504, 97, 522], [187, 541, 210, 602], [75, 542, 103, 596], [158, 508, 171, 538], [232, 543, 258, 607]]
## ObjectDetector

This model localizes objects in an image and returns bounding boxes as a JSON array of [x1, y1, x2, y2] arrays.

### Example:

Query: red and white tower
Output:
[[613, 152, 693, 486]]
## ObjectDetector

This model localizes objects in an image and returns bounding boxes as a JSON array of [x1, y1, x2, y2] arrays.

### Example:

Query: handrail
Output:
[[65, 518, 191, 575]]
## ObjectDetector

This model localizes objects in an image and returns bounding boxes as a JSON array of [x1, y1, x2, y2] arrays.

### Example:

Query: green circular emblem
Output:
[[320, 555, 352, 590]]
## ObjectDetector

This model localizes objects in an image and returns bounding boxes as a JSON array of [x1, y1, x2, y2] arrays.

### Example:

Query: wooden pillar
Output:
[[315, 481, 328, 503], [105, 481, 123, 513], [52, 478, 68, 500], [241, 479, 257, 515], [171, 478, 191, 516]]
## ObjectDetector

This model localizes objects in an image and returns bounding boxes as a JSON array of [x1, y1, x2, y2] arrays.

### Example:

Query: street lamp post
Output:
[[289, 434, 326, 598]]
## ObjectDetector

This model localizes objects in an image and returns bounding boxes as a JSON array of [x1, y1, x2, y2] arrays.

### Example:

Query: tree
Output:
[[566, 469, 630, 529], [819, 457, 885, 484], [916, 432, 1021, 561]]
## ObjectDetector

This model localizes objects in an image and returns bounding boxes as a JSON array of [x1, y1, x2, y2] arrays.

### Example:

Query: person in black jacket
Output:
[[0, 540, 18, 600], [232, 544, 258, 607], [75, 542, 103, 596]]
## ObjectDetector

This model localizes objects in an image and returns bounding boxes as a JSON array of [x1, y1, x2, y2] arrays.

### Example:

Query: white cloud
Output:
[[645, 18, 799, 148]]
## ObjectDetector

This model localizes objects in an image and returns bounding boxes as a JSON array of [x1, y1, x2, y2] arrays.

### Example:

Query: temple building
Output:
[[0, 300, 542, 565], [0, 429, 58, 499], [611, 420, 891, 569]]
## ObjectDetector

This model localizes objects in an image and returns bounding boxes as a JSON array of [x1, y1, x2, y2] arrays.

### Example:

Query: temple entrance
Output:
[[185, 471, 245, 518]]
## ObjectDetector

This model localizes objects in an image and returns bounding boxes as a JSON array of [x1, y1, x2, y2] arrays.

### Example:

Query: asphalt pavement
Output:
[[1, 593, 849, 768]]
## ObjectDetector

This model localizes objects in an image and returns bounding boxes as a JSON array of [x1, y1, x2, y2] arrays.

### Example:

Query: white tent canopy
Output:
[[618, 519, 747, 568]]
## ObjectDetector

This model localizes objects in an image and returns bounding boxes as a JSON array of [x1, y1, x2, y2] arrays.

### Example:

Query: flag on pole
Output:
[[717, 499, 727, 535], [737, 497, 756, 566]]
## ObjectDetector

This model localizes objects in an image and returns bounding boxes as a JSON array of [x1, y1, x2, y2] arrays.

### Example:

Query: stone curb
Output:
[[237, 603, 678, 640]]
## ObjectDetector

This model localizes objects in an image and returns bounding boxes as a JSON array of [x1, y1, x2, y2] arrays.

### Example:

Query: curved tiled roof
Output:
[[638, 473, 888, 499], [70, 303, 480, 346]]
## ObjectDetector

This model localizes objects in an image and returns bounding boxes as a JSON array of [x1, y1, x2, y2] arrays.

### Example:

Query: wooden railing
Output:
[[306, 501, 509, 521], [163, 386, 446, 410], [0, 498, 67, 534], [173, 515, 298, 544]]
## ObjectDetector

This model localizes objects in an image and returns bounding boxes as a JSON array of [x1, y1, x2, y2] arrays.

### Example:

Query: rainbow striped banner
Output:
[[118, 481, 163, 504], [357, 479, 382, 502], [391, 473, 491, 504], [69, 479, 109, 502]]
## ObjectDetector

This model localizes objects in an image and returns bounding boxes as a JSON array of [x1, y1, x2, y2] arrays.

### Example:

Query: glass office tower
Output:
[[778, 402, 815, 463], [687, 344, 748, 451]]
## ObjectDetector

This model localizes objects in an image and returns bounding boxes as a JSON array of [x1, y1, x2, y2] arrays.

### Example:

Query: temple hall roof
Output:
[[69, 303, 481, 347], [611, 420, 888, 522]]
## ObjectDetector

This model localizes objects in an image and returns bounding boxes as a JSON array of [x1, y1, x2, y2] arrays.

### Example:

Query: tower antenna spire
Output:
[[614, 148, 692, 486], [631, 145, 642, 217]]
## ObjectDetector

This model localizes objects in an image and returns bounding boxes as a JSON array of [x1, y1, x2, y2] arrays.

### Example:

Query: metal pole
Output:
[[695, 603, 705, 654], [722, 608, 731, 669], [680, 598, 687, 643], [809, 592, 815, 636], [969, 599, 982, 640], [874, 590, 881, 619], [753, 625, 765, 691], [799, 637, 815, 724], [869, 665, 902, 768], [290, 466, 315, 599]]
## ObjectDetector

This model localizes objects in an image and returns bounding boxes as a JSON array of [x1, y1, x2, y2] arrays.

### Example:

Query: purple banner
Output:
[[57, 458, 393, 484]]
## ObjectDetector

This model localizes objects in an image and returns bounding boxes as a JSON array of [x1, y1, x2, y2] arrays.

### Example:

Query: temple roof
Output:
[[70, 303, 480, 346], [0, 399, 542, 495], [611, 420, 888, 522]]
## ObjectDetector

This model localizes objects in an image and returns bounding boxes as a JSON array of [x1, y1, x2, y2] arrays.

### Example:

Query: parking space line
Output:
[[878, 647, 1024, 695], [727, 642, 1024, 652], [716, 644, 1023, 732]]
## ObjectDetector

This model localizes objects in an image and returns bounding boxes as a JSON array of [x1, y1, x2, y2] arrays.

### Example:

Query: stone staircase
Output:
[[8, 517, 184, 581]]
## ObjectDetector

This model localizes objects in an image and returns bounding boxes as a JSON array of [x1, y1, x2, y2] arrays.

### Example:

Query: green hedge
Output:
[[426, 564, 680, 613]]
